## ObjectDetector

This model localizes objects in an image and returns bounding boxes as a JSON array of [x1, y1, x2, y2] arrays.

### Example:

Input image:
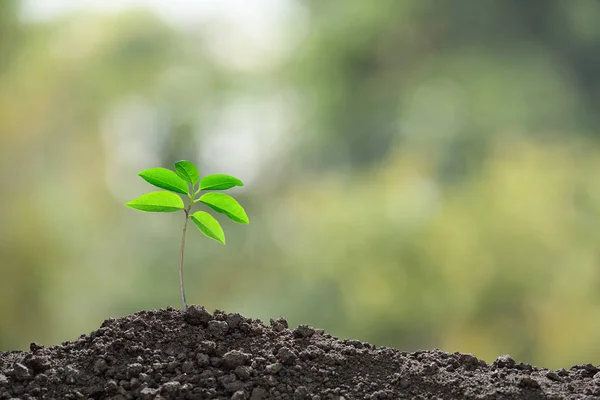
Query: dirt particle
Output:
[[250, 386, 267, 400], [25, 355, 51, 373], [29, 342, 45, 352], [126, 363, 143, 378], [166, 360, 179, 372], [263, 374, 278, 387], [516, 362, 534, 372], [152, 361, 164, 371], [266, 363, 283, 374], [13, 363, 32, 381], [345, 339, 364, 349], [294, 385, 309, 399], [293, 325, 316, 339], [105, 379, 118, 394], [270, 317, 289, 332], [231, 389, 247, 400], [196, 353, 210, 367], [181, 360, 194, 373], [222, 350, 251, 370], [197, 340, 217, 355], [277, 347, 298, 366], [518, 375, 541, 389], [184, 305, 213, 326], [123, 328, 134, 339], [323, 352, 346, 365], [227, 313, 245, 329], [234, 365, 252, 380], [582, 363, 599, 373], [492, 354, 516, 369], [457, 353, 480, 368], [546, 371, 561, 381], [139, 386, 159, 400], [208, 320, 230, 338], [100, 317, 116, 328], [92, 358, 108, 375], [160, 380, 181, 396], [219, 373, 243, 392], [370, 389, 391, 399]]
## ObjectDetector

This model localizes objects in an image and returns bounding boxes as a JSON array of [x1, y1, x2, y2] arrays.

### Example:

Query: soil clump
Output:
[[1, 306, 598, 399]]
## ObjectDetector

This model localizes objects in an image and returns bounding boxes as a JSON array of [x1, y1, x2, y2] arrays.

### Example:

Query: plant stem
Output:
[[179, 207, 191, 311]]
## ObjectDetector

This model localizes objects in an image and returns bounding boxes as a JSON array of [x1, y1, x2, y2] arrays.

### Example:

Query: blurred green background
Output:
[[2, 0, 600, 370]]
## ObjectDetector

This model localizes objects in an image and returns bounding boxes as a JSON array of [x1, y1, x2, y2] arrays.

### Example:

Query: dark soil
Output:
[[1, 306, 599, 399]]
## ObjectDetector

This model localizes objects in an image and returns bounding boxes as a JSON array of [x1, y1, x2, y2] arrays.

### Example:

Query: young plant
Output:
[[125, 160, 249, 311]]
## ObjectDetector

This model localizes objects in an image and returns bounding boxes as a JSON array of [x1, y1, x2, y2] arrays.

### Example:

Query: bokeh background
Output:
[[2, 0, 600, 370]]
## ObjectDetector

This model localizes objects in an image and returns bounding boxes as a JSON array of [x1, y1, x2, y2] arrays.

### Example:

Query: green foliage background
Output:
[[2, 0, 600, 369]]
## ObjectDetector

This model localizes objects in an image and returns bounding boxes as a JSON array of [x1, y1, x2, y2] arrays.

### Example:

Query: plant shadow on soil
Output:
[[0, 306, 598, 399]]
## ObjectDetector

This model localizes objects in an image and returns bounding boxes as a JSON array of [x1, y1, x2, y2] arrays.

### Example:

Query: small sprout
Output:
[[125, 160, 248, 311]]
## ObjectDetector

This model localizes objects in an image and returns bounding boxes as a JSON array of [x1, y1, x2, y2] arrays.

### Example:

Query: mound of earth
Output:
[[0, 306, 598, 399]]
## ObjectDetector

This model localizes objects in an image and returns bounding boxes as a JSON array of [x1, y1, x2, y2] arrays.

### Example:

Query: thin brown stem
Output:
[[179, 208, 190, 311]]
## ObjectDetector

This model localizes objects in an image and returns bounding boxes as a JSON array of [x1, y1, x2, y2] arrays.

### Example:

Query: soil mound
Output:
[[0, 306, 598, 399]]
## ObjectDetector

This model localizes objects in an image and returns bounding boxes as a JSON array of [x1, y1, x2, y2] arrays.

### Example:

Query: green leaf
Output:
[[174, 160, 200, 186], [138, 168, 189, 195], [191, 211, 226, 245], [199, 174, 244, 191], [126, 191, 185, 212], [199, 193, 249, 224]]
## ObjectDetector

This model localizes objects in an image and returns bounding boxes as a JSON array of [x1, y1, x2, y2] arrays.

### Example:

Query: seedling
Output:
[[125, 160, 249, 311]]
